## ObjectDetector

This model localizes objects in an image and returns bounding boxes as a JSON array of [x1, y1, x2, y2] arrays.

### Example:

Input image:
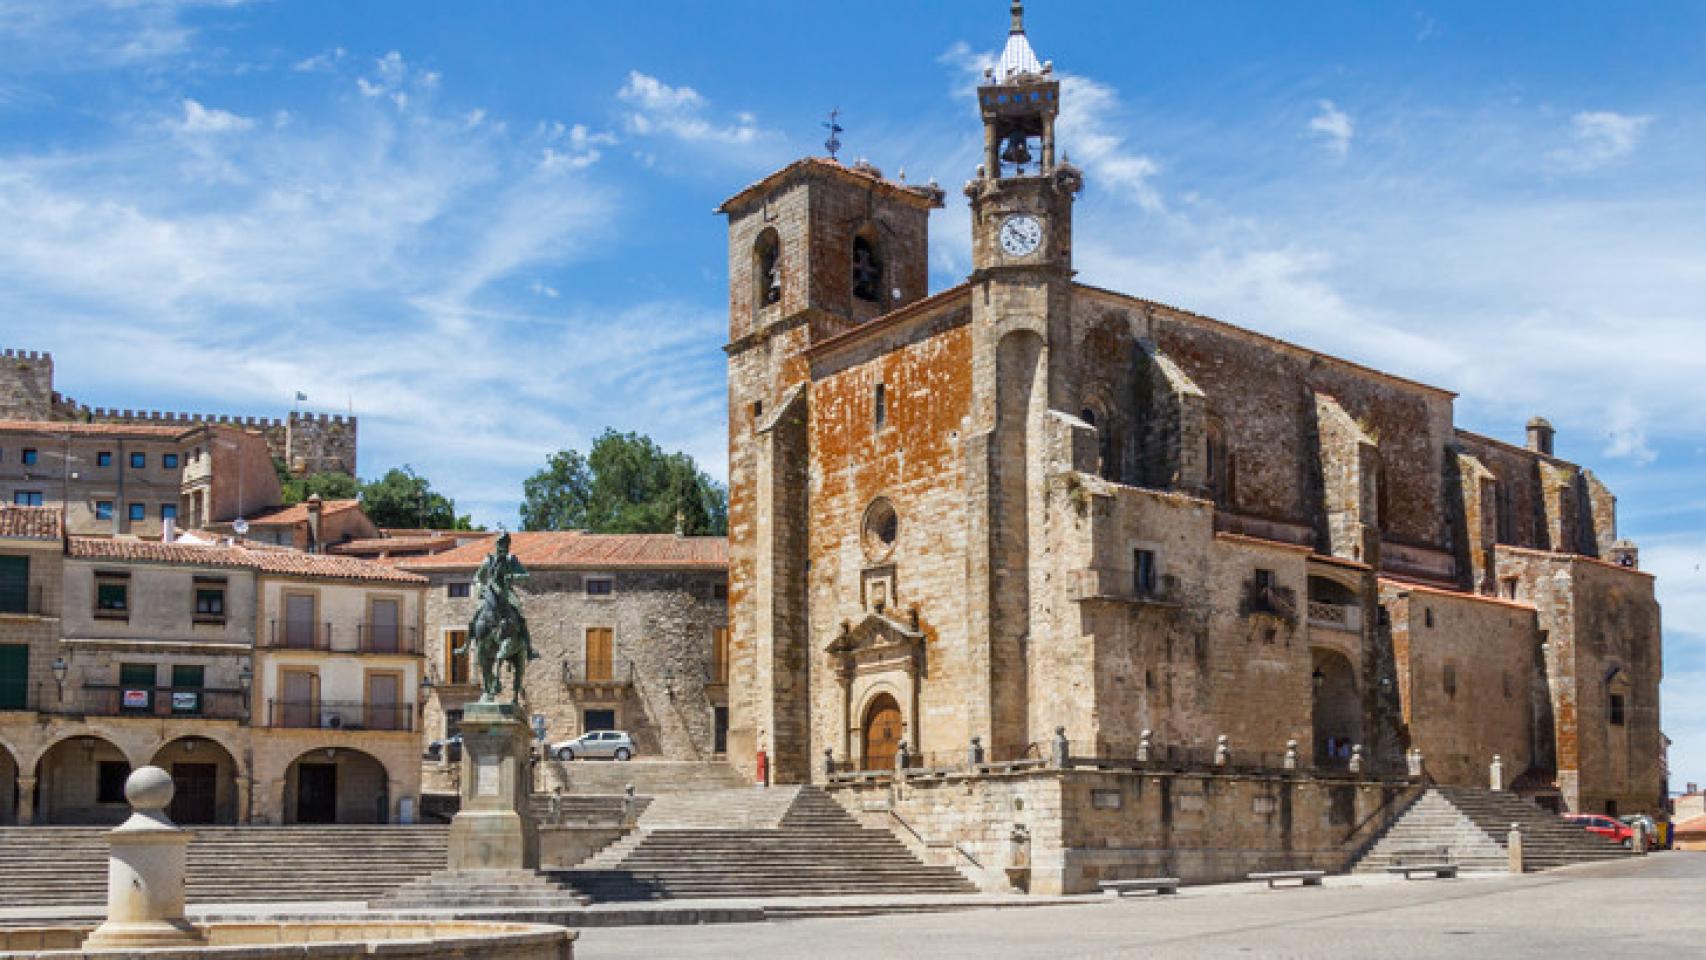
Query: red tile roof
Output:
[[400, 531, 728, 572], [65, 537, 426, 584], [0, 506, 63, 540], [67, 537, 254, 568], [0, 419, 191, 439], [243, 499, 365, 526]]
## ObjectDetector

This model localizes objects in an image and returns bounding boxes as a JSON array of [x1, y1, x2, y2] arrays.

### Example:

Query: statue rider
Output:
[[460, 531, 538, 702]]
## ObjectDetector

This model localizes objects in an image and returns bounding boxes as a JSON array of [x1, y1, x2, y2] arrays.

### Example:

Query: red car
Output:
[[1563, 813, 1635, 847]]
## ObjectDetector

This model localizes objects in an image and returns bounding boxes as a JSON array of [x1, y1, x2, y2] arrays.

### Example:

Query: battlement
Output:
[[1, 345, 358, 477]]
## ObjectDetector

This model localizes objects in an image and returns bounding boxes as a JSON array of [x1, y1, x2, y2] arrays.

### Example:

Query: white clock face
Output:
[[999, 214, 1043, 257]]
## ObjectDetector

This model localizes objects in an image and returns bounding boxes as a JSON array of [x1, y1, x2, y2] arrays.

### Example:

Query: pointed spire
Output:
[[997, 1, 1043, 80]]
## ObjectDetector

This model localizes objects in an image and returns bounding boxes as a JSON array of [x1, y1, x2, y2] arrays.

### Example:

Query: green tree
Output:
[[274, 458, 361, 505], [521, 429, 728, 535], [360, 466, 476, 530]]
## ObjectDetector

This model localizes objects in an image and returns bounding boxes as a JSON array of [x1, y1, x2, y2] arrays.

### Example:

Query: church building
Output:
[[721, 1, 1663, 829]]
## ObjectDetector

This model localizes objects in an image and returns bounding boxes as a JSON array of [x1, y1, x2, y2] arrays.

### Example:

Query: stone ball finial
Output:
[[126, 765, 175, 812]]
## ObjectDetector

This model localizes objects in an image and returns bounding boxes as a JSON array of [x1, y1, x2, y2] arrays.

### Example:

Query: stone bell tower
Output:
[[963, 0, 1084, 755], [719, 153, 945, 784]]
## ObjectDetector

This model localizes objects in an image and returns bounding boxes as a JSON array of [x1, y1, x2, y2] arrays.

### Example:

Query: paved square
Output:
[[574, 854, 1706, 959]]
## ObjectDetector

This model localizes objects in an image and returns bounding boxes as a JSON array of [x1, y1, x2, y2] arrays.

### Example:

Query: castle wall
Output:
[[0, 350, 54, 421]]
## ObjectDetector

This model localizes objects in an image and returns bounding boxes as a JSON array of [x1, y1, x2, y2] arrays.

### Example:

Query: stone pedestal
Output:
[[83, 767, 205, 950], [448, 702, 538, 871]]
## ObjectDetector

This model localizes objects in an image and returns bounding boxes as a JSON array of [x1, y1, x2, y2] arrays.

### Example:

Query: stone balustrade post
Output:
[[1050, 727, 1068, 768], [1507, 822, 1524, 873], [1284, 739, 1300, 772], [1406, 748, 1424, 778], [83, 767, 203, 949], [1348, 744, 1364, 774], [1136, 730, 1152, 763], [1214, 735, 1230, 768], [622, 784, 637, 829], [1489, 754, 1505, 791], [968, 736, 985, 768]]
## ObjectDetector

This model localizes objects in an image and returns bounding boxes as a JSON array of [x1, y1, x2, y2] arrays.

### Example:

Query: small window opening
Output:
[[1133, 548, 1157, 597], [1609, 694, 1626, 726], [874, 383, 887, 429], [753, 228, 782, 309], [1443, 664, 1458, 699], [852, 235, 884, 304], [1424, 608, 1435, 628]]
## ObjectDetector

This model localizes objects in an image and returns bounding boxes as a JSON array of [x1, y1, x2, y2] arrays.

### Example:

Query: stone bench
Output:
[[1386, 863, 1459, 880], [1099, 877, 1181, 898], [1248, 870, 1326, 889]]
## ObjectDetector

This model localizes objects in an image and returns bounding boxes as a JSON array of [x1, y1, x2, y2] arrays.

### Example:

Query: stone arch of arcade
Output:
[[32, 733, 132, 825], [0, 738, 17, 825], [281, 746, 392, 825], [149, 736, 243, 825], [1310, 647, 1362, 770]]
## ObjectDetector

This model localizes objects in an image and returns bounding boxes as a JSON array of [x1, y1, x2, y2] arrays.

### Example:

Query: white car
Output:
[[552, 730, 635, 761]]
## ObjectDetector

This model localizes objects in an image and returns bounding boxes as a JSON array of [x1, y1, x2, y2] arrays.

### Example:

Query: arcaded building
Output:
[[724, 4, 1661, 820]]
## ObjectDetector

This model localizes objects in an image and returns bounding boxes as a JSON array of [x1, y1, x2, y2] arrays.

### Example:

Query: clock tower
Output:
[[966, 0, 1081, 280], [962, 1, 1084, 758]]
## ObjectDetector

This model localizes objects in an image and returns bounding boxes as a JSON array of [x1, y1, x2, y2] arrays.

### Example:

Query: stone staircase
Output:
[[0, 826, 448, 907], [370, 869, 589, 910], [530, 793, 652, 824], [557, 785, 979, 901], [1354, 786, 1635, 873], [541, 759, 748, 796]]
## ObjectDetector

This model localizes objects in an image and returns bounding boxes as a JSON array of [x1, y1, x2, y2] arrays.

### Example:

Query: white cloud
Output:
[[0, 0, 257, 70], [175, 98, 253, 134], [1308, 99, 1354, 157], [1604, 399, 1658, 466], [291, 47, 346, 73], [1551, 110, 1652, 172], [616, 70, 769, 147]]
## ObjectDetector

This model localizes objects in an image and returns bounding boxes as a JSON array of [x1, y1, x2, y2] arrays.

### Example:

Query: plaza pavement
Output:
[[573, 853, 1706, 959]]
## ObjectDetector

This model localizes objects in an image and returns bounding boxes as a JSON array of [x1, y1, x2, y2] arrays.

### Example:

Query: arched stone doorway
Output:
[[861, 693, 903, 772], [1311, 648, 1362, 769], [35, 735, 130, 825], [0, 741, 16, 825], [282, 747, 389, 824], [150, 737, 240, 825]]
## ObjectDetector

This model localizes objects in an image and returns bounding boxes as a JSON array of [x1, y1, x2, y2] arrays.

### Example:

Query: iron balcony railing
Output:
[[263, 620, 419, 655], [562, 658, 635, 686], [266, 619, 332, 650], [268, 698, 413, 732], [354, 623, 419, 655], [68, 684, 246, 720]]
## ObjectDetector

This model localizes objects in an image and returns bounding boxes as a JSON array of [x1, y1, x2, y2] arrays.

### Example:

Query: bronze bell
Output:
[[1001, 135, 1032, 166]]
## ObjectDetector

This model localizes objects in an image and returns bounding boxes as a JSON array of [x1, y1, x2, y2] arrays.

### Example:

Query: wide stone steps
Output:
[[1353, 787, 1634, 873], [557, 785, 977, 901], [545, 760, 748, 796], [0, 826, 447, 907], [372, 869, 590, 909]]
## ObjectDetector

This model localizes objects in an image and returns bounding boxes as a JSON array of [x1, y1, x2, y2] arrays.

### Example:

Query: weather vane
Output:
[[823, 108, 844, 160]]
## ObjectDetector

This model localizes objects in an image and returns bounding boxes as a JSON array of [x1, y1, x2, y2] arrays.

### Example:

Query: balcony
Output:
[[60, 684, 246, 720], [268, 699, 413, 732], [1307, 601, 1364, 633], [263, 620, 420, 655], [561, 659, 633, 701]]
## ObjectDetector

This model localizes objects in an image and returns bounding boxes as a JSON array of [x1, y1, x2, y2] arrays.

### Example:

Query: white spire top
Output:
[[997, 1, 1043, 80]]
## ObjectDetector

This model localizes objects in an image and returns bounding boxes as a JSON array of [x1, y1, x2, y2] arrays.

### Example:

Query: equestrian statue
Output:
[[456, 532, 539, 703]]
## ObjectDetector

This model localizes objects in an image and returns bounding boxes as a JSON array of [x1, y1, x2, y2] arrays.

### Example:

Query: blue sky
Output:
[[2, 1, 1703, 789]]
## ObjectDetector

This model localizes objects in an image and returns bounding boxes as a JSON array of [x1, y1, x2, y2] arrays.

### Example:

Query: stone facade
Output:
[[724, 7, 1663, 820], [0, 347, 357, 478], [0, 518, 427, 826], [0, 421, 281, 537], [404, 533, 729, 766]]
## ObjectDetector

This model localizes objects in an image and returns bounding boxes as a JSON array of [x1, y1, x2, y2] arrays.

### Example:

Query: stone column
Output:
[[447, 702, 538, 871], [83, 767, 204, 949], [15, 776, 36, 826], [1507, 822, 1524, 874], [235, 776, 252, 825]]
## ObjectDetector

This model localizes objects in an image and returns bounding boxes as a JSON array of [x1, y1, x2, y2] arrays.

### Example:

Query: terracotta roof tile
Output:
[[400, 531, 728, 572], [0, 419, 191, 439], [0, 506, 63, 540], [242, 499, 365, 526], [65, 536, 426, 584], [67, 537, 254, 568]]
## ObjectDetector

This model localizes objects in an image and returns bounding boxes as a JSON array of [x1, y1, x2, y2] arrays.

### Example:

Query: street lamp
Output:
[[52, 656, 68, 701], [1312, 668, 1326, 690]]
